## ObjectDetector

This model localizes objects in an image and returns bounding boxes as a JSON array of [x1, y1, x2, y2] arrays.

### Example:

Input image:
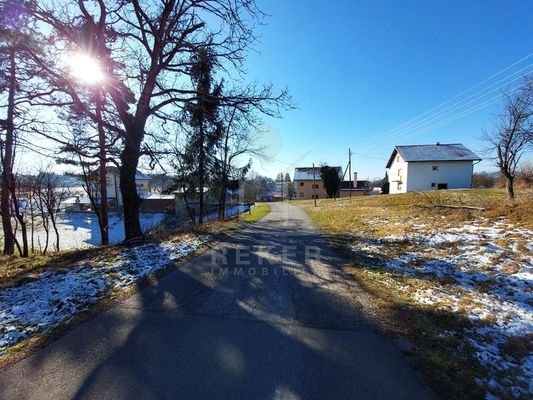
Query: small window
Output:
[[299, 192, 304, 197], [396, 155, 400, 162], [313, 184, 319, 189], [431, 182, 436, 187], [299, 182, 304, 187], [397, 169, 402, 177], [312, 194, 319, 199], [397, 182, 402, 190], [432, 165, 438, 171]]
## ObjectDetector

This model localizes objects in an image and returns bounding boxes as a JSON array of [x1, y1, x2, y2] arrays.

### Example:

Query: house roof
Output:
[[294, 166, 342, 181], [385, 143, 481, 168], [141, 193, 175, 200]]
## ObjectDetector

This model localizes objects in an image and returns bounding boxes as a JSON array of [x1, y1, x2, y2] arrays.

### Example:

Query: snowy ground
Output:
[[0, 235, 210, 355], [9, 212, 167, 250], [5, 205, 248, 251], [351, 218, 533, 399]]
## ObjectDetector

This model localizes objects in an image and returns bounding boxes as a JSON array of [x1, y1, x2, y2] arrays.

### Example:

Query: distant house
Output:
[[339, 172, 371, 197], [173, 179, 244, 219], [140, 193, 175, 213], [385, 143, 481, 194], [293, 166, 342, 200], [106, 167, 152, 208]]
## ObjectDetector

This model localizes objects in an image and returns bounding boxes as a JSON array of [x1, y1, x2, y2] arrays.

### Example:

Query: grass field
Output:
[[298, 188, 533, 400], [241, 203, 271, 223]]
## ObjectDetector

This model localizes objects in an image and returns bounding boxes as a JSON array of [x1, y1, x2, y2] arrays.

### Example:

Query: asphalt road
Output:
[[0, 202, 437, 400]]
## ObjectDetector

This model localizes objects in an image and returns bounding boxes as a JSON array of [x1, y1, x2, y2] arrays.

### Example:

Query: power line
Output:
[[390, 85, 524, 143], [367, 70, 531, 149], [358, 53, 533, 151], [368, 65, 531, 145], [376, 53, 532, 137]]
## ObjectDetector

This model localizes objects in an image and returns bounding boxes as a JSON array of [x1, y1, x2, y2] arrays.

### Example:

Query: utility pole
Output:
[[348, 148, 352, 199], [312, 163, 317, 207], [281, 173, 284, 202]]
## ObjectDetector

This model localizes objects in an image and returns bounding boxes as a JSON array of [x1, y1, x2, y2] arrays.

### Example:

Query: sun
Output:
[[68, 53, 105, 85]]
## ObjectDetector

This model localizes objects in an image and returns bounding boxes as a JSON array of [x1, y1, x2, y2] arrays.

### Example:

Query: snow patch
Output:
[[0, 235, 210, 353]]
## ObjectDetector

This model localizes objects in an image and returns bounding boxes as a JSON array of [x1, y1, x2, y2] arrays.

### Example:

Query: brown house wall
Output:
[[294, 180, 329, 200]]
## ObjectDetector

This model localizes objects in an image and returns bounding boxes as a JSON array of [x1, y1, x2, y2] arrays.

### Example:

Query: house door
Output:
[[437, 183, 448, 190]]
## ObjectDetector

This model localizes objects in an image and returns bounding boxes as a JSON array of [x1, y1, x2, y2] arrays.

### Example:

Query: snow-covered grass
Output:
[[350, 219, 533, 399], [0, 235, 210, 355], [304, 189, 533, 399]]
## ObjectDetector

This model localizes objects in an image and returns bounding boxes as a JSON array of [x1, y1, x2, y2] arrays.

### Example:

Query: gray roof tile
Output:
[[386, 143, 481, 168]]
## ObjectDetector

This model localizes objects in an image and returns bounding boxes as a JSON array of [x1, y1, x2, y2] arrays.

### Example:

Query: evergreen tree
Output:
[[181, 48, 223, 224], [320, 166, 341, 199], [381, 171, 390, 194]]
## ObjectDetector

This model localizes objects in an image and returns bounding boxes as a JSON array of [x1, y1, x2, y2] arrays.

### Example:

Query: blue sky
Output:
[[245, 0, 533, 180]]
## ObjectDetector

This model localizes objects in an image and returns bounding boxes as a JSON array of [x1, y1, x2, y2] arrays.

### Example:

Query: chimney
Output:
[[353, 172, 358, 189]]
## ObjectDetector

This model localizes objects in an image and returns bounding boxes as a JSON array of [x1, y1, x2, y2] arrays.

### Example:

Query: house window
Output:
[[396, 155, 400, 162], [299, 192, 304, 197], [313, 184, 319, 189], [312, 194, 319, 199], [437, 183, 448, 190], [432, 165, 438, 171], [397, 182, 402, 190], [299, 182, 304, 187], [397, 169, 402, 177], [431, 183, 436, 187]]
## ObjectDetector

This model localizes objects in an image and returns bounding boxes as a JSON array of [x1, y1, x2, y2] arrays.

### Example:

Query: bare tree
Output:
[[34, 170, 70, 253], [8, 172, 32, 257], [1, 0, 52, 255], [517, 161, 533, 187], [483, 78, 533, 200], [31, 0, 291, 241]]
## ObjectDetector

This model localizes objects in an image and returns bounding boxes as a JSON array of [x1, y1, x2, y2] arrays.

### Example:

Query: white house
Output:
[[385, 143, 481, 194], [106, 167, 152, 208]]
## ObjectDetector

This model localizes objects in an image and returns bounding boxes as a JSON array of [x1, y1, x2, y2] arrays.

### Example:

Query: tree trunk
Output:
[[96, 90, 109, 245], [50, 213, 60, 252], [119, 127, 143, 241], [1, 48, 16, 255], [218, 178, 227, 221], [506, 175, 515, 200], [197, 125, 205, 224]]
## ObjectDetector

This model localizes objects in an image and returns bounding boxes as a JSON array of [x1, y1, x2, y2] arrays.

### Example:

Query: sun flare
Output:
[[68, 53, 105, 85]]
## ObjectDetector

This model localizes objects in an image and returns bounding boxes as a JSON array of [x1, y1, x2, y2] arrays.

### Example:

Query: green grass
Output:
[[298, 188, 533, 399], [241, 203, 271, 223]]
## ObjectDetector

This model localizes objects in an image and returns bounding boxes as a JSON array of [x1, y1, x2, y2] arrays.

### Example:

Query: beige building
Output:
[[293, 166, 342, 200]]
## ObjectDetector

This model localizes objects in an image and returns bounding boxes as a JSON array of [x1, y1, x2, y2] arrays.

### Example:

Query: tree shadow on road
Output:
[[0, 212, 439, 399]]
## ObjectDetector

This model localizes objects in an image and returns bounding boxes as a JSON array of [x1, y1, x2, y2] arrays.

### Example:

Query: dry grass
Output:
[[296, 188, 532, 234], [297, 188, 533, 399], [501, 334, 533, 361], [241, 203, 271, 223]]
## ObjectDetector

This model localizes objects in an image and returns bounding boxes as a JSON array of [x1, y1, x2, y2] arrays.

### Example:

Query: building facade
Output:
[[293, 166, 342, 200], [385, 143, 481, 194], [106, 167, 152, 208]]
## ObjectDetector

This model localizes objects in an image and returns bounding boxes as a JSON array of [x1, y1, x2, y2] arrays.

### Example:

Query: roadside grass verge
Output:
[[0, 213, 251, 367], [241, 203, 271, 223], [300, 188, 533, 399]]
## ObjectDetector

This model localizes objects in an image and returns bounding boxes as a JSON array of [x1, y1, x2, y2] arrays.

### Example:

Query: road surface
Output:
[[0, 202, 437, 399]]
